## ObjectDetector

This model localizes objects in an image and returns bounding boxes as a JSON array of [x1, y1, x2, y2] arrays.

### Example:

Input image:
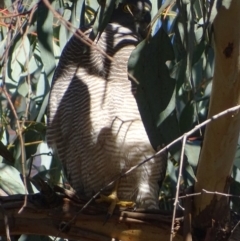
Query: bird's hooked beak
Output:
[[122, 1, 152, 39]]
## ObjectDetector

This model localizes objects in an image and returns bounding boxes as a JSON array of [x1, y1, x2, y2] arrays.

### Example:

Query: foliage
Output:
[[0, 0, 240, 240]]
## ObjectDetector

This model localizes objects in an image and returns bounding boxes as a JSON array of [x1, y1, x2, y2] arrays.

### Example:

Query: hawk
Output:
[[47, 0, 167, 211]]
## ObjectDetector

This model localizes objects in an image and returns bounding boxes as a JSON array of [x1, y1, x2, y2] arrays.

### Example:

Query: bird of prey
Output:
[[47, 0, 167, 211]]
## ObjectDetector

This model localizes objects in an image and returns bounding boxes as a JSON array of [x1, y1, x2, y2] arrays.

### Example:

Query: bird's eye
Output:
[[143, 4, 151, 14], [123, 4, 134, 14]]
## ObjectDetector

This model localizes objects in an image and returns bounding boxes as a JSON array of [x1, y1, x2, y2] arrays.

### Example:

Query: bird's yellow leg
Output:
[[96, 180, 135, 216]]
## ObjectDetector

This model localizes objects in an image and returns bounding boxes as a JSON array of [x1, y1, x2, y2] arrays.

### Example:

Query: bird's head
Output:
[[99, 0, 152, 39]]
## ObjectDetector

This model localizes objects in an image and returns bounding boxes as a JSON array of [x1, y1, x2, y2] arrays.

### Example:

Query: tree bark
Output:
[[194, 0, 240, 217], [0, 193, 183, 241]]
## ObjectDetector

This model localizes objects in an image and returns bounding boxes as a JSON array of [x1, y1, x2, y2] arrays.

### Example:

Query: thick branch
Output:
[[0, 193, 182, 241], [194, 0, 240, 215]]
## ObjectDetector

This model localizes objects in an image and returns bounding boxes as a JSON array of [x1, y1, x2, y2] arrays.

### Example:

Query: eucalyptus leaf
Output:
[[0, 36, 7, 61], [70, 0, 85, 29], [192, 40, 207, 66], [37, 0, 56, 86], [59, 12, 70, 51], [185, 140, 201, 168], [90, 0, 118, 40], [37, 1, 56, 121], [3, 0, 12, 8], [8, 37, 30, 84], [17, 77, 29, 97], [128, 27, 180, 153], [179, 100, 195, 134], [0, 140, 15, 163], [0, 163, 25, 194]]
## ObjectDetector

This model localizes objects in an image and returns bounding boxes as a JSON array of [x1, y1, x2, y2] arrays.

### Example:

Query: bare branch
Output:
[[0, 193, 183, 241]]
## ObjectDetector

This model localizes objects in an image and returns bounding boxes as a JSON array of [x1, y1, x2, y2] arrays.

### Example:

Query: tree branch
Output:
[[0, 192, 183, 241], [194, 0, 240, 214]]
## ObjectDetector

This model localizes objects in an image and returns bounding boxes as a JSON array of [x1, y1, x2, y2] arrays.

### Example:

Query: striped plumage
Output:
[[47, 1, 167, 209]]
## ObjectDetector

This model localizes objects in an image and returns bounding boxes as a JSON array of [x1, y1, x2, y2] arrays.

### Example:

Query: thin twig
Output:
[[170, 134, 187, 241], [8, 140, 43, 148], [178, 192, 202, 199], [177, 188, 240, 200], [201, 189, 240, 198]]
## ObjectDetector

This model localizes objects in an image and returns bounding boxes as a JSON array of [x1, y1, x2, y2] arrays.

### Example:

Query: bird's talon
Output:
[[95, 194, 112, 203], [95, 193, 135, 215], [116, 200, 135, 208]]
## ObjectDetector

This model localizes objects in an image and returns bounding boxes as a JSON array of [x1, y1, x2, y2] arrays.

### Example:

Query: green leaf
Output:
[[7, 36, 30, 86], [0, 36, 7, 59], [3, 0, 12, 8], [37, 0, 56, 121], [128, 27, 180, 153], [192, 40, 207, 66], [179, 100, 195, 134], [90, 0, 118, 40], [185, 140, 201, 168], [17, 77, 29, 97], [70, 0, 85, 28], [37, 0, 56, 85], [0, 163, 25, 194], [0, 140, 15, 164]]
